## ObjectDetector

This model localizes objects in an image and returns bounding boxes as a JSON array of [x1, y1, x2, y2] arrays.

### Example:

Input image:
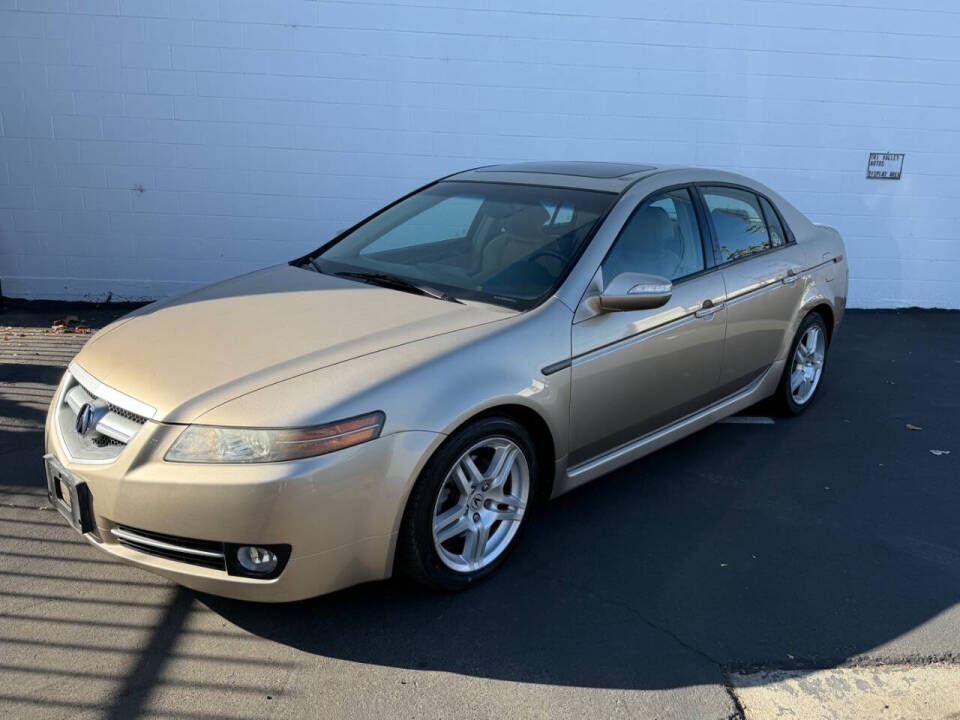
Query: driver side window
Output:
[[601, 188, 705, 286]]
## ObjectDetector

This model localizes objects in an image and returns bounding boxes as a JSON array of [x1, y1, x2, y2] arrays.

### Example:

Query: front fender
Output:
[[193, 298, 575, 546], [194, 297, 574, 465]]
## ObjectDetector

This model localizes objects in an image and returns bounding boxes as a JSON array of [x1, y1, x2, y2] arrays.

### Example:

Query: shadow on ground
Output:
[[202, 310, 960, 689], [3, 308, 958, 699]]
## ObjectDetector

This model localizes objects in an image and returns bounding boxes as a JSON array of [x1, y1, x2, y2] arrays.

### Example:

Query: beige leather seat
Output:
[[479, 205, 551, 276], [603, 205, 683, 280]]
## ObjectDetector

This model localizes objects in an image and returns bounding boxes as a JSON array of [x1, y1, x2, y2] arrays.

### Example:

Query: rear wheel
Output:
[[396, 416, 536, 591], [775, 312, 829, 415]]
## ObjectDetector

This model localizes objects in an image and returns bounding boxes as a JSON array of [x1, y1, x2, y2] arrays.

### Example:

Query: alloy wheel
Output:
[[431, 437, 530, 573], [790, 324, 826, 405]]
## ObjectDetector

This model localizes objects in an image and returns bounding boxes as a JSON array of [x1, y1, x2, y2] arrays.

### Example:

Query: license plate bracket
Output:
[[44, 455, 95, 534]]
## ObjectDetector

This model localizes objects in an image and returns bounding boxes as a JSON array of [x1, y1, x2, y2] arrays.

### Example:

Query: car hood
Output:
[[75, 265, 512, 422]]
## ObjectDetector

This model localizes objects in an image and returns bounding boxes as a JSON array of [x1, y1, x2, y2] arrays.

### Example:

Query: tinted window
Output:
[[318, 182, 616, 310], [601, 187, 705, 284], [702, 186, 772, 262], [759, 196, 787, 247]]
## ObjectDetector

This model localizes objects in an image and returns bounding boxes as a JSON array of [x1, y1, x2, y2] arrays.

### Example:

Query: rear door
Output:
[[698, 185, 807, 391]]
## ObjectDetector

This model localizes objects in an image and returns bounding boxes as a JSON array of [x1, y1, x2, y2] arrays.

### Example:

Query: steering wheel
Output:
[[527, 248, 568, 273]]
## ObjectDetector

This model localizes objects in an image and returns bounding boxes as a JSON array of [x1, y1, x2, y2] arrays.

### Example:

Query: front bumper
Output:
[[44, 410, 442, 602]]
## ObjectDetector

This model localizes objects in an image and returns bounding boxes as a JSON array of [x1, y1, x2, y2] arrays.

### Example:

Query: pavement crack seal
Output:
[[727, 662, 960, 720], [728, 651, 960, 675], [532, 568, 746, 718], [532, 568, 726, 666], [530, 571, 960, 719], [721, 670, 748, 720]]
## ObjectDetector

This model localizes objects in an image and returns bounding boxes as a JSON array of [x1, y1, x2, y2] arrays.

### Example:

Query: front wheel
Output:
[[396, 417, 537, 591], [774, 312, 829, 415]]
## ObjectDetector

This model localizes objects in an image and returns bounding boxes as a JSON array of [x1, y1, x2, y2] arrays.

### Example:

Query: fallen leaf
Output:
[[52, 315, 80, 330], [906, 423, 923, 431], [930, 450, 951, 456]]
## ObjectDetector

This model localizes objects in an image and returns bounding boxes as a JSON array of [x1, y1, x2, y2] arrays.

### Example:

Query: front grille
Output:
[[93, 436, 124, 448], [107, 404, 147, 425], [55, 364, 155, 462], [111, 525, 226, 571]]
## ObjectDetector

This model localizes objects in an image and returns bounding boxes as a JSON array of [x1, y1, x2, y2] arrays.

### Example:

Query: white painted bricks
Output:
[[1, 0, 958, 306]]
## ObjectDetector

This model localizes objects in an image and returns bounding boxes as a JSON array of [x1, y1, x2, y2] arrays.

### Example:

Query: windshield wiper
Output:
[[334, 271, 462, 304]]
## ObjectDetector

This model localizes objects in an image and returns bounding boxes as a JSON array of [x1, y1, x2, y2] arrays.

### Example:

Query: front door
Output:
[[568, 187, 727, 468]]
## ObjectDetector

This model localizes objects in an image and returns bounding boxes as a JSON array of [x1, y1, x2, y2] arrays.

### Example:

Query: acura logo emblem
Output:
[[75, 403, 95, 436]]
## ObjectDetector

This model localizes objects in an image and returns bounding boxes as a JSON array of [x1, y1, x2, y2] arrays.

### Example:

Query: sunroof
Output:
[[477, 161, 656, 179]]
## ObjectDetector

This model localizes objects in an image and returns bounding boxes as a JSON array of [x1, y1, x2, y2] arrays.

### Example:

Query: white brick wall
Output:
[[1, 0, 959, 307]]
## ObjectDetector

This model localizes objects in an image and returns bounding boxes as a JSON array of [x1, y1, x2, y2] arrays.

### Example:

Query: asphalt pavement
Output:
[[1, 302, 958, 719]]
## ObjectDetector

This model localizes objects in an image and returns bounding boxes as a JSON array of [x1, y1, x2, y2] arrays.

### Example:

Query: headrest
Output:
[[631, 205, 673, 249], [500, 204, 550, 238]]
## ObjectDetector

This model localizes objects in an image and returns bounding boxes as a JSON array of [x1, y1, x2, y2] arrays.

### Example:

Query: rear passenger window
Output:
[[759, 196, 787, 247], [701, 186, 773, 262]]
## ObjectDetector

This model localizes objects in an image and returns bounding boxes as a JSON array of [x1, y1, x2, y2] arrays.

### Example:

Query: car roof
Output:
[[447, 161, 667, 192]]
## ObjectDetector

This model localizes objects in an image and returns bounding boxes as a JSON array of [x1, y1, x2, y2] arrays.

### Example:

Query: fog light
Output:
[[236, 546, 278, 574]]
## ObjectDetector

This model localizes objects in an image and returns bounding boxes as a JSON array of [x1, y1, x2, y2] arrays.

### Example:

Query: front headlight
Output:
[[164, 411, 385, 463]]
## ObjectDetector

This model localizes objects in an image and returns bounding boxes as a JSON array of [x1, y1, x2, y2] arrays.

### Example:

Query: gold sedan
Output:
[[44, 162, 847, 601]]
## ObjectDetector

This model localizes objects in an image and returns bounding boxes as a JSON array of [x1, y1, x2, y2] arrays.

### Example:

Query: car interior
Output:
[[600, 190, 705, 284], [324, 185, 613, 303]]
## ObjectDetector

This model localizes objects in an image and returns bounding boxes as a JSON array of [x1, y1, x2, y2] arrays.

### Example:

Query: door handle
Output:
[[695, 299, 723, 319], [782, 269, 799, 285]]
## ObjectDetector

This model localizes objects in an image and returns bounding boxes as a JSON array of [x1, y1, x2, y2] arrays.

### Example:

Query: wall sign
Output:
[[866, 152, 904, 179]]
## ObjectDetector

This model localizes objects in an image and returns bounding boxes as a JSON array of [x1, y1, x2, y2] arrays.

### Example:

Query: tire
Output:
[[774, 312, 829, 415], [396, 416, 538, 591]]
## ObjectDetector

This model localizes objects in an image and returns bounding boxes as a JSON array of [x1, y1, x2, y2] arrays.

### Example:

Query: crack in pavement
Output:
[[531, 567, 741, 717], [530, 566, 960, 720]]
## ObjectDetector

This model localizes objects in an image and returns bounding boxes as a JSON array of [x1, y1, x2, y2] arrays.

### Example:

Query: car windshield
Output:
[[312, 181, 617, 310]]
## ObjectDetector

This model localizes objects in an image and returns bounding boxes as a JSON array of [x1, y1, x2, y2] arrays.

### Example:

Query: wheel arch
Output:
[[807, 302, 835, 345], [782, 290, 839, 362], [388, 402, 558, 580], [423, 403, 557, 504], [463, 404, 557, 503]]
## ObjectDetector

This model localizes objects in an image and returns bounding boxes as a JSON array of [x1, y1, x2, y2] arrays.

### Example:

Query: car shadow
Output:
[[4, 308, 957, 693], [201, 310, 960, 690]]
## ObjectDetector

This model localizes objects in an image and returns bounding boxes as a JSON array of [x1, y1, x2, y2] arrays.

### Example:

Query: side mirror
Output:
[[598, 272, 672, 312]]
